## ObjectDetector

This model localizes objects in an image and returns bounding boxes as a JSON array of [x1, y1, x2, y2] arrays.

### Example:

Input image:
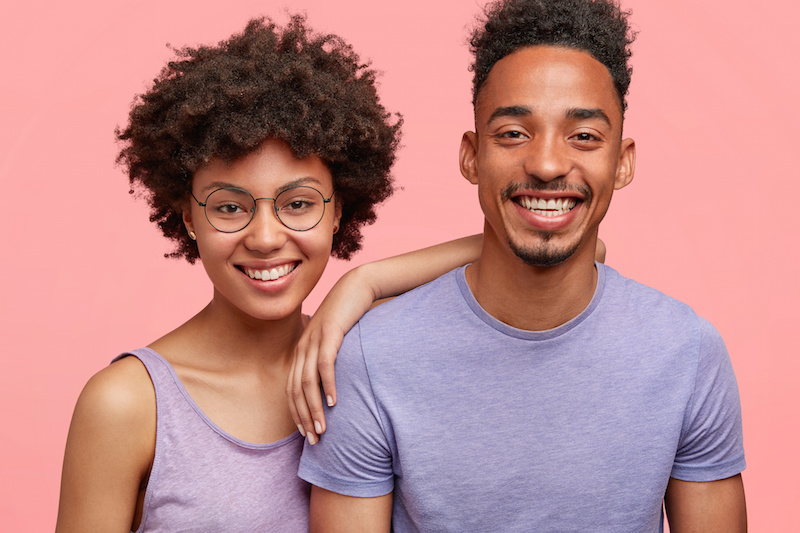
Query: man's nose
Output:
[[522, 135, 571, 182]]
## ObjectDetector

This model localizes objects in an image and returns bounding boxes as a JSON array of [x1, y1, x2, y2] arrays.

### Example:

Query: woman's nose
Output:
[[243, 202, 289, 253]]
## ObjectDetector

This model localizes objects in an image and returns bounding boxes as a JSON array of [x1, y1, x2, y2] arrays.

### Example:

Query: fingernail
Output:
[[308, 432, 317, 445], [327, 395, 334, 407], [314, 420, 322, 434], [297, 424, 306, 437]]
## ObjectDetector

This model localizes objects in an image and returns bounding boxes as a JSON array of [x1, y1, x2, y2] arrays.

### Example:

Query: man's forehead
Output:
[[475, 45, 622, 125]]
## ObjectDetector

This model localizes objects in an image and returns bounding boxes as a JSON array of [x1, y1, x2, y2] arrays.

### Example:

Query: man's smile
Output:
[[515, 196, 578, 217]]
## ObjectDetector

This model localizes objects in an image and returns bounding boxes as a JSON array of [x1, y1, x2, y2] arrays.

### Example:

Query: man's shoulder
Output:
[[338, 267, 471, 360], [599, 264, 721, 341], [602, 264, 695, 315], [362, 267, 464, 325]]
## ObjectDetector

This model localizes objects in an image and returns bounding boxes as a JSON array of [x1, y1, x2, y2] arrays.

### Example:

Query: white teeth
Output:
[[519, 196, 577, 217], [245, 263, 296, 281]]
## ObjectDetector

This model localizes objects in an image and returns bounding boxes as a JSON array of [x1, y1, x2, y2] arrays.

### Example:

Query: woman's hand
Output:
[[595, 237, 607, 263], [287, 267, 376, 444]]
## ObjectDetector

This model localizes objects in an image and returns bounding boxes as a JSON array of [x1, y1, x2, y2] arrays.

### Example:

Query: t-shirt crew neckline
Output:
[[455, 262, 606, 341]]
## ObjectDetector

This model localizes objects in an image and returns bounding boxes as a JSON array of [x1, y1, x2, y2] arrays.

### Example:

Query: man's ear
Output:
[[614, 138, 636, 190], [459, 131, 479, 185]]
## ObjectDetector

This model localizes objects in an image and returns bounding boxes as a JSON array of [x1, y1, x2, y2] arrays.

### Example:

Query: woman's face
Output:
[[184, 138, 341, 322]]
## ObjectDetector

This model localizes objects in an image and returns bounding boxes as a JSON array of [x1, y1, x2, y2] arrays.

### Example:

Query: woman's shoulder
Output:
[[74, 355, 156, 440], [58, 355, 156, 528]]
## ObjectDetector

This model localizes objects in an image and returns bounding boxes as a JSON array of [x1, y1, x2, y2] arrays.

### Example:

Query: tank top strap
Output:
[[112, 347, 188, 421]]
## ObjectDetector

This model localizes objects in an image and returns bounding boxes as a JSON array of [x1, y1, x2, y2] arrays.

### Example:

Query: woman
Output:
[[56, 16, 481, 532]]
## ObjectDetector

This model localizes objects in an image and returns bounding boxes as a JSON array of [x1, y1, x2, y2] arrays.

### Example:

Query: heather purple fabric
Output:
[[114, 348, 309, 532], [299, 264, 745, 532]]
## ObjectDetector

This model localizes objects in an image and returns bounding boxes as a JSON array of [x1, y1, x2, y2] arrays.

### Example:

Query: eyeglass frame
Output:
[[189, 185, 334, 233]]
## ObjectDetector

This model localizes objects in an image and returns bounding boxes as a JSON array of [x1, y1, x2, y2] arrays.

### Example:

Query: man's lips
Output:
[[515, 195, 579, 217], [239, 262, 298, 281]]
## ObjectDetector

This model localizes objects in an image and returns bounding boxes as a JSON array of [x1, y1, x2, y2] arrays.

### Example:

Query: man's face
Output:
[[460, 45, 635, 267]]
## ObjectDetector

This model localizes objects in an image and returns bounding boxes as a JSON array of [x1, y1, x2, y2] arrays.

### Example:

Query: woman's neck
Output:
[[152, 296, 307, 373], [147, 296, 306, 444]]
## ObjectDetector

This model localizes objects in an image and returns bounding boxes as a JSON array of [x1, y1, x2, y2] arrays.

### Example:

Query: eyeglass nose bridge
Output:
[[252, 195, 278, 212]]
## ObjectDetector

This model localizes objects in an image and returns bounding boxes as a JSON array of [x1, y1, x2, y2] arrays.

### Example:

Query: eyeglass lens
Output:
[[203, 186, 327, 232]]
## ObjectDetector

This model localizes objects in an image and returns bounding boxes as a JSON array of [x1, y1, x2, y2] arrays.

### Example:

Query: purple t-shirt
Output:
[[299, 264, 745, 532], [117, 348, 309, 532]]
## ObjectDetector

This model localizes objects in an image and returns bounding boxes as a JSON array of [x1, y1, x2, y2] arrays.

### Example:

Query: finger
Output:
[[287, 347, 318, 443], [301, 341, 327, 435], [285, 362, 304, 434], [317, 330, 343, 409]]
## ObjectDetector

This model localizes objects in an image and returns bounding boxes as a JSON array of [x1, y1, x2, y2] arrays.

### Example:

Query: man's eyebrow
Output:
[[486, 105, 532, 125], [566, 108, 611, 126]]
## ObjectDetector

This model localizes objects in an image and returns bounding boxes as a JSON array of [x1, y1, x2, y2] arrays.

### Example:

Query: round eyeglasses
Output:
[[190, 186, 333, 233]]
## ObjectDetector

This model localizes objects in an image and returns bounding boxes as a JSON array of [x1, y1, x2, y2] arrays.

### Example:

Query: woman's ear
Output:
[[183, 208, 197, 240], [332, 196, 343, 234]]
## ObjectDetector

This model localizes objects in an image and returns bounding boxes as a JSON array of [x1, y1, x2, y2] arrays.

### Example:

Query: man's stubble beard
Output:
[[500, 180, 591, 267], [508, 231, 580, 267]]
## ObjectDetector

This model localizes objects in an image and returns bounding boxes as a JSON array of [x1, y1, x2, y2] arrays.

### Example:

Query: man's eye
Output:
[[501, 130, 524, 138], [573, 132, 598, 142]]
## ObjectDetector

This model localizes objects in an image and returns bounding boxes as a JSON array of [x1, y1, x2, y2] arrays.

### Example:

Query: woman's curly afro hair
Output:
[[117, 15, 402, 262], [469, 0, 635, 114]]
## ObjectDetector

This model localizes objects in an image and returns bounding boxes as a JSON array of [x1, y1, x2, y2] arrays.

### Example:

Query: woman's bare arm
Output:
[[287, 235, 608, 442], [287, 234, 482, 441], [56, 357, 155, 533]]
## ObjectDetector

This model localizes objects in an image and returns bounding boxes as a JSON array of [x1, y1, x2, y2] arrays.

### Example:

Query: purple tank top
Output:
[[114, 348, 309, 532]]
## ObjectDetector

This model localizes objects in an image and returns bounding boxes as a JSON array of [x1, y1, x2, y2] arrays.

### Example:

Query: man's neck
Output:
[[465, 233, 599, 332]]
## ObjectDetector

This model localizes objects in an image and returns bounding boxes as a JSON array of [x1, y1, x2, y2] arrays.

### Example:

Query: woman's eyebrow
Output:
[[201, 181, 239, 192], [278, 177, 323, 192], [199, 176, 323, 195]]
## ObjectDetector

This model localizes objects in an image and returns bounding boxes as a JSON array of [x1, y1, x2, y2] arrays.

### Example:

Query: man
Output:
[[298, 0, 746, 530]]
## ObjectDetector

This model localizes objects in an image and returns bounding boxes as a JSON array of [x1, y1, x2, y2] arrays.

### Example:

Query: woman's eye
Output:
[[284, 200, 311, 211], [218, 204, 245, 214]]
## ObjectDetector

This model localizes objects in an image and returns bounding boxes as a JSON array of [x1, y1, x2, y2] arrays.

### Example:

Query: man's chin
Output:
[[509, 239, 579, 267]]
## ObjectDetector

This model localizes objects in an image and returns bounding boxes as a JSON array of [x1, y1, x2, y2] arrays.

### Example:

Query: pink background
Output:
[[2, 0, 798, 529]]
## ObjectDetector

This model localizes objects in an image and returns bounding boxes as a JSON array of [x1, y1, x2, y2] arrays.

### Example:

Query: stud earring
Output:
[[188, 231, 197, 240]]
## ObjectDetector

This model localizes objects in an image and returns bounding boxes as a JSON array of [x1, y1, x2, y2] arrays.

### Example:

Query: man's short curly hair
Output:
[[469, 0, 635, 114], [117, 15, 402, 263]]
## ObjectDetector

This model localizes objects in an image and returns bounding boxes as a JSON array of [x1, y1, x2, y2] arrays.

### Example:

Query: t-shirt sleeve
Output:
[[297, 322, 394, 497], [671, 317, 746, 481]]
